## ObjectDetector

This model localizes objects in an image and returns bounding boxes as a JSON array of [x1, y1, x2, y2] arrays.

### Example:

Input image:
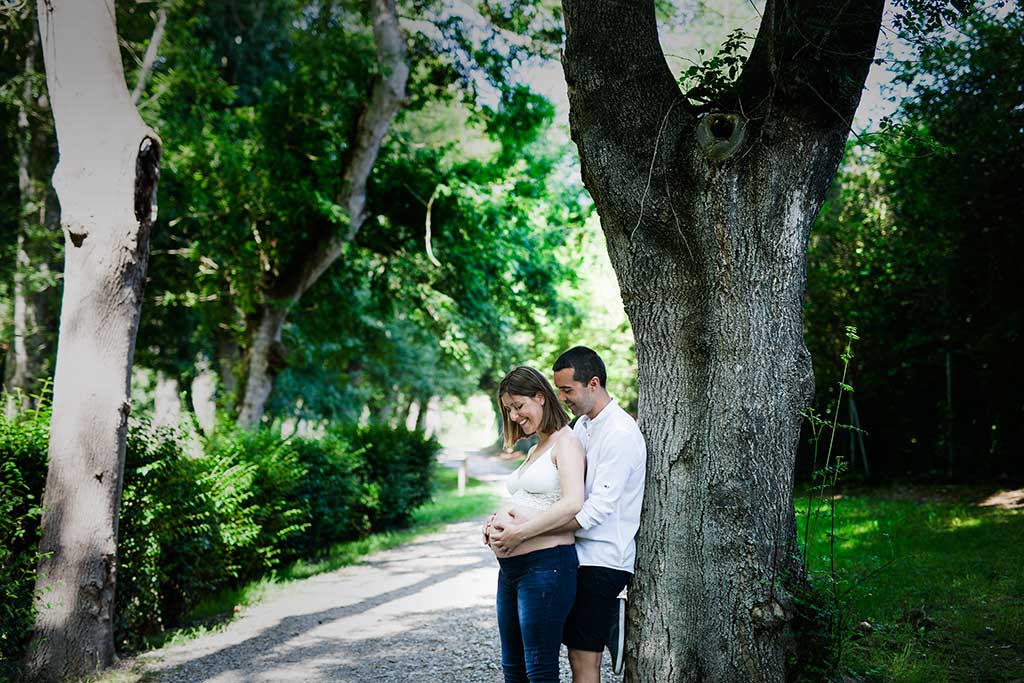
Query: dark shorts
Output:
[[561, 565, 632, 652]]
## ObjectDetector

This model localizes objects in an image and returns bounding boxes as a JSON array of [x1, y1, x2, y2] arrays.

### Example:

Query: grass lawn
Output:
[[797, 489, 1024, 682]]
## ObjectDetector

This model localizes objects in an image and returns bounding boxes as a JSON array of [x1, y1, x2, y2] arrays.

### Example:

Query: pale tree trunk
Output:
[[423, 395, 439, 437], [26, 0, 161, 679], [236, 305, 287, 427], [559, 1, 882, 680], [152, 370, 181, 427], [408, 392, 430, 431], [413, 395, 427, 431], [405, 398, 420, 430], [190, 355, 218, 435], [5, 46, 36, 416], [235, 0, 408, 428], [400, 394, 415, 429]]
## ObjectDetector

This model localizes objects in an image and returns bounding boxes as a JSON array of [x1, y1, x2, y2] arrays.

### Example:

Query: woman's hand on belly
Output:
[[489, 508, 524, 557], [489, 508, 575, 557]]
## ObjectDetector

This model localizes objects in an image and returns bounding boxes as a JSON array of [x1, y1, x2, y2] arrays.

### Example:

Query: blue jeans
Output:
[[496, 544, 578, 683]]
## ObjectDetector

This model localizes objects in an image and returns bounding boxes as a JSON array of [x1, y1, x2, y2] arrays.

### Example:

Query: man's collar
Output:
[[583, 397, 617, 426]]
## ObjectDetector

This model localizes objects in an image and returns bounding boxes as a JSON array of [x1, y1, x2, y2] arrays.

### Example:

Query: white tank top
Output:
[[506, 442, 561, 511]]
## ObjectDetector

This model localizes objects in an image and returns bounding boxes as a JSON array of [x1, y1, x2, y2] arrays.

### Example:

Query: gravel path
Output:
[[126, 451, 623, 683]]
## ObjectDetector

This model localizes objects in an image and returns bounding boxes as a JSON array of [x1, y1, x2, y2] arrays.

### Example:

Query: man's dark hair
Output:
[[553, 346, 607, 387]]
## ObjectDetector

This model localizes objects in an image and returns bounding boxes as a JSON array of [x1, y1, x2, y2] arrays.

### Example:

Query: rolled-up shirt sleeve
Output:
[[575, 429, 638, 531]]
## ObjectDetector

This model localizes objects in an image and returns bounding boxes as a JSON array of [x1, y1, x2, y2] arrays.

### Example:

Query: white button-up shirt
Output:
[[573, 398, 647, 573]]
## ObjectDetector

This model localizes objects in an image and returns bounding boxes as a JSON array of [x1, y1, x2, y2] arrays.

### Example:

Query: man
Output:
[[489, 346, 646, 682]]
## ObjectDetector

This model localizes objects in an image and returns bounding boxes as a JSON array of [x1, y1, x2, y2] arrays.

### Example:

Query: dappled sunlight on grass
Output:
[[798, 493, 1024, 681]]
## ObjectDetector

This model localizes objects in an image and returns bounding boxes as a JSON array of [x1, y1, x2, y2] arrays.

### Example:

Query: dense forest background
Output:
[[1, 1, 1020, 477]]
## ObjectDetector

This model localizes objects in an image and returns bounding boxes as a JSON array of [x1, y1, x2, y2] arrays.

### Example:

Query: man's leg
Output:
[[563, 566, 632, 682], [562, 566, 607, 683], [568, 648, 602, 683]]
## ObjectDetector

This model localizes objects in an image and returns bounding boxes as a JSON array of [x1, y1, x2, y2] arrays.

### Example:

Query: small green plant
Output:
[[790, 325, 864, 681], [676, 28, 753, 106]]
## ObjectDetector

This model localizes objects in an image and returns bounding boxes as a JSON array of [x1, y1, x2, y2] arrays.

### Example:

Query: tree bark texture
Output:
[[235, 0, 409, 428], [559, 1, 882, 680], [26, 1, 161, 680]]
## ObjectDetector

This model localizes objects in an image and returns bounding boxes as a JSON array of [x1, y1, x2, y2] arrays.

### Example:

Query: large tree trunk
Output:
[[559, 1, 882, 680], [26, 1, 161, 680], [235, 0, 408, 428]]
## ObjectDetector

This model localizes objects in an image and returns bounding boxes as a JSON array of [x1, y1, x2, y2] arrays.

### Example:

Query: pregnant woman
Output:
[[484, 366, 586, 683]]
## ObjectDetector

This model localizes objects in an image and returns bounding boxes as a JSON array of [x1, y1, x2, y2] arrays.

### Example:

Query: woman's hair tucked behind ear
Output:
[[498, 366, 569, 449]]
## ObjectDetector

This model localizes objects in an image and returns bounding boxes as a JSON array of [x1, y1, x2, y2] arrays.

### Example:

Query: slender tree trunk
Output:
[[236, 305, 287, 427], [559, 1, 882, 680], [152, 370, 181, 427], [190, 355, 218, 435], [215, 331, 241, 401], [235, 0, 408, 427], [413, 392, 431, 431], [4, 30, 54, 415], [5, 232, 33, 415], [26, 1, 161, 680]]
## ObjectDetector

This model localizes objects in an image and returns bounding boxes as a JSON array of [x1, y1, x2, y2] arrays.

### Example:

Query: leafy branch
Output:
[[676, 27, 753, 106]]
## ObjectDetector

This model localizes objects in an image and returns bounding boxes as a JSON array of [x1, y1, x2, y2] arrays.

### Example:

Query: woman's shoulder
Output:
[[551, 426, 584, 459]]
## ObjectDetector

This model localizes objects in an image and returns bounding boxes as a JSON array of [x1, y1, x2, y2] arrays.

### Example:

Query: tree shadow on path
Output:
[[146, 525, 498, 682]]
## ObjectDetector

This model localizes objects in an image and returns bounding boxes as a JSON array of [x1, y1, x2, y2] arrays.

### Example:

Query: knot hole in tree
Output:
[[134, 136, 162, 225], [697, 112, 747, 161]]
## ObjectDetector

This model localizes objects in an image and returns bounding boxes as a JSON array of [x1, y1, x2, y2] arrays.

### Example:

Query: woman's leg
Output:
[[517, 546, 578, 683], [497, 566, 530, 683]]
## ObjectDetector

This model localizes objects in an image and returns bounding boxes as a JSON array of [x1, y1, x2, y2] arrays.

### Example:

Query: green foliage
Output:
[[128, 461, 499, 660], [0, 397, 438, 663], [282, 434, 377, 558], [128, 0, 582, 427], [330, 424, 439, 530], [203, 429, 310, 576], [805, 7, 1024, 480], [0, 401, 48, 680], [787, 573, 843, 683], [677, 27, 753, 106], [116, 421, 238, 649], [799, 494, 1024, 681], [791, 326, 861, 680]]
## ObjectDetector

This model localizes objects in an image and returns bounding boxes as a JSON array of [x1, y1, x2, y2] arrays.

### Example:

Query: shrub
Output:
[[0, 403, 49, 680], [285, 433, 377, 558], [331, 425, 438, 530], [203, 429, 309, 577], [116, 419, 246, 649], [0, 410, 438, 667]]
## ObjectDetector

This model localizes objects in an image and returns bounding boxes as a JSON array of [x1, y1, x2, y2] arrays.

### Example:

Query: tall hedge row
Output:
[[0, 407, 439, 677]]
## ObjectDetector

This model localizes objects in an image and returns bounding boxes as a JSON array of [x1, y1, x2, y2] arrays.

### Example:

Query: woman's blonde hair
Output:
[[498, 366, 569, 449]]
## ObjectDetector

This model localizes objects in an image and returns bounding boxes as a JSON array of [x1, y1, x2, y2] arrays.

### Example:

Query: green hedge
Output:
[[331, 424, 438, 529], [0, 408, 438, 671], [115, 421, 257, 647], [0, 405, 49, 681], [284, 433, 378, 558]]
